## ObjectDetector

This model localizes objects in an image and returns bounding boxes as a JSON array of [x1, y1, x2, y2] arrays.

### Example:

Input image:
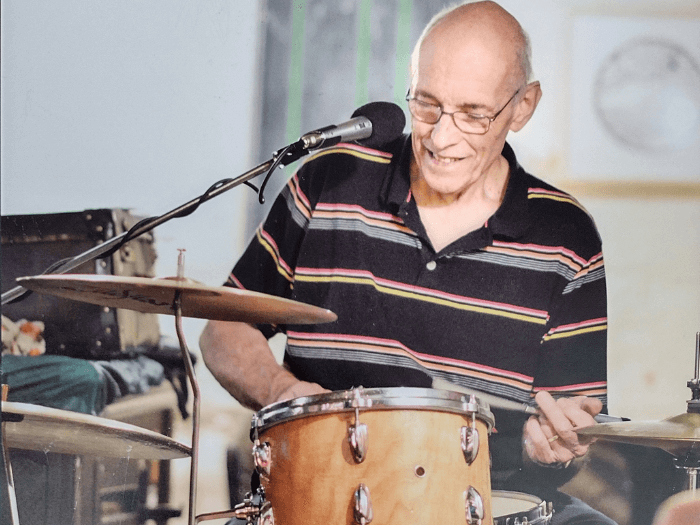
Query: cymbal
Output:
[[2, 401, 191, 460], [16, 274, 338, 324], [576, 412, 700, 456]]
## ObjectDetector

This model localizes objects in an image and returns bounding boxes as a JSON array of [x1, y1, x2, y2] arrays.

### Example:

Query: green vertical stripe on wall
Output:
[[355, 0, 372, 108], [286, 0, 307, 145], [394, 0, 413, 107]]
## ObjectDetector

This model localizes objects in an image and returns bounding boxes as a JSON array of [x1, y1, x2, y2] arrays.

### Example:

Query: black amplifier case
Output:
[[1, 209, 161, 359]]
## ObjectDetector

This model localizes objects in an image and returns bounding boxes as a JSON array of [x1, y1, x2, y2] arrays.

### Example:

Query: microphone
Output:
[[299, 101, 406, 151]]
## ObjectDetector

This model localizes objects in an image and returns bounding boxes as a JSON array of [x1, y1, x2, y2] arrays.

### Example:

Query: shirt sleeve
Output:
[[535, 247, 608, 411], [226, 169, 316, 338]]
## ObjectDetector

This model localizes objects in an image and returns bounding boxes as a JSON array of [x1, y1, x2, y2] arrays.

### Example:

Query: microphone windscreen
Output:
[[351, 101, 406, 149]]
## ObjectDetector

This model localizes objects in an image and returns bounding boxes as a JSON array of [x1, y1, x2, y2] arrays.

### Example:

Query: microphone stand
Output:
[[1, 139, 309, 525], [1, 141, 307, 306]]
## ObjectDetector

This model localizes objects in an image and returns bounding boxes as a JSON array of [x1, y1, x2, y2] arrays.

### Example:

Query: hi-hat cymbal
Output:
[[16, 274, 338, 324], [2, 401, 191, 460], [576, 412, 700, 456]]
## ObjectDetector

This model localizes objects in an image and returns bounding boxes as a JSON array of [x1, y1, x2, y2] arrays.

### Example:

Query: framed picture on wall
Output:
[[569, 15, 700, 185]]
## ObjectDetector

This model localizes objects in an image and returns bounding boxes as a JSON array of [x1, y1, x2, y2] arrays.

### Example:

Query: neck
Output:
[[409, 154, 510, 252], [410, 154, 510, 209]]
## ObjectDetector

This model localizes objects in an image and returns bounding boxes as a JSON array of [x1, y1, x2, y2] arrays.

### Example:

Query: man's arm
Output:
[[523, 219, 608, 469], [199, 320, 328, 411]]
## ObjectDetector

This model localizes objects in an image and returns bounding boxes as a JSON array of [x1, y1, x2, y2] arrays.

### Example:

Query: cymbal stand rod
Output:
[[688, 467, 698, 497], [174, 292, 201, 525], [1, 386, 21, 525], [695, 332, 699, 383], [687, 333, 700, 413]]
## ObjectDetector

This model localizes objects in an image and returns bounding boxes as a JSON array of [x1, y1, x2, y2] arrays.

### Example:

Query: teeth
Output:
[[431, 152, 459, 164]]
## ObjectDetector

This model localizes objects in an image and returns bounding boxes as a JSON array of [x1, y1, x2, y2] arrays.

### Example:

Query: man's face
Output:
[[410, 30, 520, 200]]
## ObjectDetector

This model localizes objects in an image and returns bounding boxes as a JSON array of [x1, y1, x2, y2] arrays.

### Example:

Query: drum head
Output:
[[492, 491, 552, 525]]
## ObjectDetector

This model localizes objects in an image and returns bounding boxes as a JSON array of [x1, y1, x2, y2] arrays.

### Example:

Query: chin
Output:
[[422, 172, 473, 198]]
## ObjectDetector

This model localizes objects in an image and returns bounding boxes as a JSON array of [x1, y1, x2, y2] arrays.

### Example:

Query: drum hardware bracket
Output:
[[251, 414, 273, 478], [465, 485, 485, 525], [195, 490, 274, 525], [461, 402, 480, 465], [461, 424, 480, 465], [253, 439, 272, 478], [348, 406, 368, 463], [353, 483, 373, 525], [348, 387, 369, 463]]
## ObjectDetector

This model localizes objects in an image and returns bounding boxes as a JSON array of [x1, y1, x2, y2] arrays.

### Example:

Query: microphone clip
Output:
[[251, 140, 309, 205]]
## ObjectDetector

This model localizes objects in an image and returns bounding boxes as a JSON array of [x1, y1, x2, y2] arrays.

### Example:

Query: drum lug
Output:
[[253, 440, 272, 478], [465, 486, 484, 525], [461, 425, 480, 465], [348, 388, 369, 463], [259, 502, 275, 525], [353, 483, 373, 525], [348, 411, 368, 463]]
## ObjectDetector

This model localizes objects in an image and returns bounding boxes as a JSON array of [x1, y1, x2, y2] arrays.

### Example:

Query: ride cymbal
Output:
[[16, 274, 338, 325], [576, 412, 700, 456]]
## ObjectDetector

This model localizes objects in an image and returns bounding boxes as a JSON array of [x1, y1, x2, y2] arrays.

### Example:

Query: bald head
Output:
[[411, 1, 532, 89]]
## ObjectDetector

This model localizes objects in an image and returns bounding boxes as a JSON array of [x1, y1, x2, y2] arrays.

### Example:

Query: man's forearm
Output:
[[199, 320, 299, 410]]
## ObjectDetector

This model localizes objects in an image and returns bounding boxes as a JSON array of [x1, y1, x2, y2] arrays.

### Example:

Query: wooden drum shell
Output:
[[253, 387, 494, 525]]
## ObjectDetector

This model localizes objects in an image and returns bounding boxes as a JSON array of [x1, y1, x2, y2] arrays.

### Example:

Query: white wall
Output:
[[1, 0, 261, 391]]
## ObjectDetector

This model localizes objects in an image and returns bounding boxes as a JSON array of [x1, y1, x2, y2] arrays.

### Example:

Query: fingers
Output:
[[275, 381, 329, 403], [524, 414, 565, 464], [578, 396, 603, 417], [523, 392, 601, 465], [536, 392, 598, 444], [569, 395, 602, 446], [523, 413, 581, 465]]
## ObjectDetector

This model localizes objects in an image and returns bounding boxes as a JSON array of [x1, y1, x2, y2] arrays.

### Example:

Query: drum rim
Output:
[[252, 386, 495, 433], [492, 491, 551, 525]]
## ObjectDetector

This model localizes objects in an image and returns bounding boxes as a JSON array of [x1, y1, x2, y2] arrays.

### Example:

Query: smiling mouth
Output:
[[428, 150, 462, 164]]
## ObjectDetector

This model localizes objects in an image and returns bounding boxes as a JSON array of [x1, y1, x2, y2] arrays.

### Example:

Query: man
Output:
[[201, 2, 613, 523]]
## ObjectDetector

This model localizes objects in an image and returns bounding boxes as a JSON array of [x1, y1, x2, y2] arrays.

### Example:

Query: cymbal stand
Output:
[[673, 457, 699, 496], [1, 385, 21, 525], [674, 332, 700, 496], [173, 250, 201, 525], [689, 468, 698, 496], [686, 333, 700, 414], [171, 250, 270, 525]]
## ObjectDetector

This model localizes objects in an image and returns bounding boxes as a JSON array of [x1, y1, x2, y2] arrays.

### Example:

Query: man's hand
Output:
[[522, 391, 602, 467], [274, 380, 330, 404]]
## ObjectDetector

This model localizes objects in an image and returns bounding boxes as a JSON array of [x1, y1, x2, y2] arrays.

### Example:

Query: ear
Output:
[[509, 81, 542, 132]]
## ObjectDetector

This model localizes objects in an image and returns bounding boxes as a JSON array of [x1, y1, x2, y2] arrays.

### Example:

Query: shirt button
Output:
[[426, 260, 437, 271]]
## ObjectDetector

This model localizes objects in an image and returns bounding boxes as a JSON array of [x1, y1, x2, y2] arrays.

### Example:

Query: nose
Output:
[[430, 112, 462, 148]]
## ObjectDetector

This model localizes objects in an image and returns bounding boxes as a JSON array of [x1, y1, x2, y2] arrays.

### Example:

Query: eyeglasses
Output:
[[405, 88, 521, 135]]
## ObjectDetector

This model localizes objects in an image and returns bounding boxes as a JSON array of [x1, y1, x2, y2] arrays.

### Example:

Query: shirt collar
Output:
[[380, 135, 530, 241], [380, 134, 413, 210]]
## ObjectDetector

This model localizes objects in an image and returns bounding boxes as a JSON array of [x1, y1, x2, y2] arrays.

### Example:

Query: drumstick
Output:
[[431, 378, 625, 424]]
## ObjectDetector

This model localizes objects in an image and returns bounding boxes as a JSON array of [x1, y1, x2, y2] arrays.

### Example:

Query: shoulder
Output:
[[291, 135, 407, 203], [298, 140, 398, 177], [523, 173, 603, 254]]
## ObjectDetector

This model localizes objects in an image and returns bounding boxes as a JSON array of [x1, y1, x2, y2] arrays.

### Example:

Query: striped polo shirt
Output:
[[229, 134, 607, 479]]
